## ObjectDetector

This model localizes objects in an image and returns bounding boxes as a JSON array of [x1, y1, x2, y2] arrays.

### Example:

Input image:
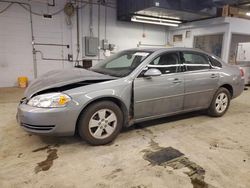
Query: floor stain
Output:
[[142, 142, 215, 188], [131, 185, 148, 188], [209, 140, 235, 150], [95, 182, 110, 188], [191, 178, 210, 188], [105, 168, 123, 180], [17, 153, 23, 158], [32, 145, 51, 152], [155, 170, 163, 177], [166, 156, 214, 188], [148, 139, 161, 150], [142, 128, 154, 135], [34, 148, 58, 174], [32, 144, 60, 152], [135, 127, 157, 143]]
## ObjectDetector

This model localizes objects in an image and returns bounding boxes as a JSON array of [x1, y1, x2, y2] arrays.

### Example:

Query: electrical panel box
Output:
[[102, 39, 109, 50], [84, 37, 98, 56]]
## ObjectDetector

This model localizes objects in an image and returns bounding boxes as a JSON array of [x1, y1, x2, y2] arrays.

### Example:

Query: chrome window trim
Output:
[[180, 50, 214, 72]]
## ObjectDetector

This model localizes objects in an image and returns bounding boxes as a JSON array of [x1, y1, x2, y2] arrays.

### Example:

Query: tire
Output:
[[208, 87, 231, 117], [78, 101, 123, 145]]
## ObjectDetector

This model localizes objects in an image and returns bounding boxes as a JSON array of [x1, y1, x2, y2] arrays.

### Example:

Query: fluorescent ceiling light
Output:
[[131, 16, 179, 27], [246, 12, 250, 16], [134, 15, 182, 24]]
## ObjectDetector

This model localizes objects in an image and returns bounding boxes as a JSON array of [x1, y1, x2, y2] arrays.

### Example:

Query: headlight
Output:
[[27, 93, 71, 108]]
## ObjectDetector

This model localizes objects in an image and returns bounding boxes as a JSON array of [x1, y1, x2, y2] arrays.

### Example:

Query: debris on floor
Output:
[[209, 142, 219, 149], [17, 153, 23, 158]]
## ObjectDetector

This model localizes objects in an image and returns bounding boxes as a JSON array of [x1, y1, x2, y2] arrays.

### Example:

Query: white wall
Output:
[[226, 17, 250, 63], [0, 0, 167, 87], [228, 17, 250, 34], [0, 3, 34, 87], [168, 17, 230, 62], [3, 1, 250, 88], [169, 17, 250, 63]]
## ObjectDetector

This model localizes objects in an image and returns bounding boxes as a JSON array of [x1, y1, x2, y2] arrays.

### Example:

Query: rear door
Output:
[[134, 51, 184, 120], [181, 51, 219, 110]]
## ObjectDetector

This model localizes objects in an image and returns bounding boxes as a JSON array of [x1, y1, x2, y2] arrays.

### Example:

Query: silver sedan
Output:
[[17, 48, 245, 145]]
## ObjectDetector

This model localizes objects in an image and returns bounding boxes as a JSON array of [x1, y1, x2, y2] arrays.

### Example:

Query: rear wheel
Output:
[[78, 101, 123, 145], [208, 87, 231, 117]]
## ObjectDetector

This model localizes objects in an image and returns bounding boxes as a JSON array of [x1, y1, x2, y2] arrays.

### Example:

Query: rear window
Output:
[[209, 57, 222, 68]]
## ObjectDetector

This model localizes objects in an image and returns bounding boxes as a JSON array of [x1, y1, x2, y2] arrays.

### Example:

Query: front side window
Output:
[[148, 52, 180, 74], [182, 52, 211, 71], [91, 50, 151, 77]]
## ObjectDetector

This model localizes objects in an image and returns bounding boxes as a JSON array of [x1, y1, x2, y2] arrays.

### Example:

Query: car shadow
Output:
[[36, 110, 207, 147], [37, 134, 84, 147]]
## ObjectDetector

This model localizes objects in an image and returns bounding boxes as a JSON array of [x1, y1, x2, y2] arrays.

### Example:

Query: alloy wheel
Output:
[[88, 109, 117, 139], [215, 93, 228, 113]]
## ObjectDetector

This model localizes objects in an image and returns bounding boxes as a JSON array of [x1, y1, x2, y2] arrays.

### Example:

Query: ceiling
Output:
[[235, 0, 250, 9]]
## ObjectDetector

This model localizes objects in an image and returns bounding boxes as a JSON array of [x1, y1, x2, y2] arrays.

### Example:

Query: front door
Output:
[[134, 52, 184, 120]]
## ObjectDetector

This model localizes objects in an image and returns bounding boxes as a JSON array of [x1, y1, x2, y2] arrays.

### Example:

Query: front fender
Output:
[[64, 79, 133, 129]]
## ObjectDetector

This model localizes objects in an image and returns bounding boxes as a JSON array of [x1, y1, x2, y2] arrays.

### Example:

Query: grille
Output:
[[21, 123, 55, 131]]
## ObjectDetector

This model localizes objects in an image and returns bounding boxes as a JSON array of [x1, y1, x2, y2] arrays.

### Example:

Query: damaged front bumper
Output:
[[17, 101, 79, 136]]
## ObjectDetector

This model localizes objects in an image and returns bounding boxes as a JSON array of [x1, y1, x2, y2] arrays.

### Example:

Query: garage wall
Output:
[[168, 17, 230, 62], [228, 17, 250, 34], [169, 17, 250, 64], [226, 17, 250, 64], [0, 1, 167, 87], [76, 1, 167, 61], [0, 3, 34, 88]]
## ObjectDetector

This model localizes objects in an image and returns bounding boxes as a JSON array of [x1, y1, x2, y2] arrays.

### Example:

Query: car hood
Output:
[[25, 68, 116, 98]]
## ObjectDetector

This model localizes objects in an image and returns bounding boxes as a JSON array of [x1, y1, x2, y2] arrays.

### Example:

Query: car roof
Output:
[[127, 47, 207, 53], [126, 47, 225, 64]]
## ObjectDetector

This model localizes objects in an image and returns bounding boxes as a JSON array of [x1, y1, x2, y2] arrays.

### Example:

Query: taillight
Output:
[[240, 68, 244, 78]]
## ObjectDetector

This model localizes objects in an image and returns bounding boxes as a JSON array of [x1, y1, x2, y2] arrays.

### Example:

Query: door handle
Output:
[[210, 74, 217, 78], [172, 78, 182, 84]]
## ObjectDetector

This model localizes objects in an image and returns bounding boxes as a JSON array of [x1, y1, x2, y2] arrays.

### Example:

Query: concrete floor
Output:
[[0, 87, 250, 188]]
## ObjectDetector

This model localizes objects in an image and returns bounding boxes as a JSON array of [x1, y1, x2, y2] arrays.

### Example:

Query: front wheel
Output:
[[78, 101, 123, 145], [208, 87, 231, 117]]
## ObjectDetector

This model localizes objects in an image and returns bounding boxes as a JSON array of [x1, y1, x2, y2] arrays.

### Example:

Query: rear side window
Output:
[[209, 57, 222, 68], [182, 52, 211, 71]]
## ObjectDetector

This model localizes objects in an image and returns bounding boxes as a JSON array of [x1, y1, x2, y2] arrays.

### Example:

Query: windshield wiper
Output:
[[90, 69, 113, 76]]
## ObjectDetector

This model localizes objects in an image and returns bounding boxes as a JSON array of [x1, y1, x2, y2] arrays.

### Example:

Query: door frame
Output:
[[133, 51, 185, 121]]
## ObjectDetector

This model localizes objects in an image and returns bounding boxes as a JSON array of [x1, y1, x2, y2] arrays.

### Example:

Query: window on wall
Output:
[[173, 34, 183, 43], [229, 34, 250, 64], [193, 34, 223, 58]]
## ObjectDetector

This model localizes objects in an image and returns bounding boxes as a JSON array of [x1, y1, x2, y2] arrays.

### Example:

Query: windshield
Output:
[[90, 50, 151, 77]]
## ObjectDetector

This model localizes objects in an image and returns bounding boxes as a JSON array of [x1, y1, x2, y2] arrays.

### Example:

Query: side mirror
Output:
[[144, 68, 162, 77]]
